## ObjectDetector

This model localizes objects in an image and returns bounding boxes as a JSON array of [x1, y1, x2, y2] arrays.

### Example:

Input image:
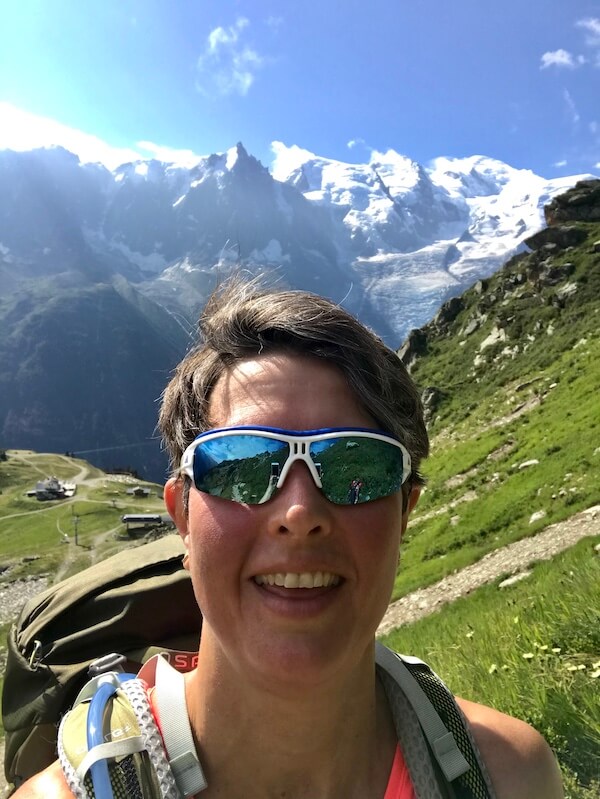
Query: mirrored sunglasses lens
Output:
[[310, 437, 404, 505], [193, 435, 288, 503]]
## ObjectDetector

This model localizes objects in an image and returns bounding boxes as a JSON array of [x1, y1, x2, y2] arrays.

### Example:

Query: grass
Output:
[[0, 451, 167, 580], [392, 225, 600, 599], [382, 537, 600, 798]]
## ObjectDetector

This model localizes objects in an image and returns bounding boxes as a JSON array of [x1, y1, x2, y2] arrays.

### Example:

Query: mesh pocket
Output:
[[405, 663, 493, 799]]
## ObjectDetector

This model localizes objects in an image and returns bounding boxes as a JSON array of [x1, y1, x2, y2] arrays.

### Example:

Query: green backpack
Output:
[[2, 535, 494, 799], [2, 536, 199, 788]]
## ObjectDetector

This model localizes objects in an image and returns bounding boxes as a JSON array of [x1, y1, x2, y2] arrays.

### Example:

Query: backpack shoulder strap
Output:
[[58, 674, 179, 799], [375, 643, 496, 799], [58, 655, 208, 799], [376, 644, 469, 781], [139, 655, 208, 796]]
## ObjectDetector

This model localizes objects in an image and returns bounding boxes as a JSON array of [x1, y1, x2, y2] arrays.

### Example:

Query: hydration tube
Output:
[[86, 672, 136, 799]]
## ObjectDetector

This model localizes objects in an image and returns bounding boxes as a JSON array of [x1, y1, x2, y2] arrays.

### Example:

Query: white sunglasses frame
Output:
[[180, 427, 412, 504]]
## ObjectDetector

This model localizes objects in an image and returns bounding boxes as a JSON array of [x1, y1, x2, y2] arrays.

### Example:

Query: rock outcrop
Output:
[[396, 177, 600, 394], [544, 179, 600, 225], [524, 224, 588, 251]]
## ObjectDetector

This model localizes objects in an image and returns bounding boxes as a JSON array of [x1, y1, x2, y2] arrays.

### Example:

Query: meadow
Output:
[[382, 538, 600, 798], [0, 451, 166, 580], [394, 221, 600, 599]]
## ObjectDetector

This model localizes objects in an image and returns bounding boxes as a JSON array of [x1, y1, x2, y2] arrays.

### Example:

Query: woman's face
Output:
[[166, 353, 418, 689]]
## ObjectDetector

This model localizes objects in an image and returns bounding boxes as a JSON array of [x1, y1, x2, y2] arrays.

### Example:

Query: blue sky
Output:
[[1, 1, 599, 177]]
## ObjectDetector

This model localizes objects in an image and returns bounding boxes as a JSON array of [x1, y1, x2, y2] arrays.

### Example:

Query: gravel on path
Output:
[[0, 578, 48, 626], [378, 505, 600, 636]]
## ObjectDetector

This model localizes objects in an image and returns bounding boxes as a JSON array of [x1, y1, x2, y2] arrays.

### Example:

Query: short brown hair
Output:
[[159, 277, 429, 484]]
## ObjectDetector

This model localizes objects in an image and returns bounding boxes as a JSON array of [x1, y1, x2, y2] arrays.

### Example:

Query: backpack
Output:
[[2, 536, 199, 788], [2, 536, 495, 799]]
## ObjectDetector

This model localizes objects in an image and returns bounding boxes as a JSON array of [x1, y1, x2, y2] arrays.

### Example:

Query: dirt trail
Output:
[[378, 505, 600, 636]]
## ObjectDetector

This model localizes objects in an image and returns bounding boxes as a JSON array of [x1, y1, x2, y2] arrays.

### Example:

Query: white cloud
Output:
[[563, 90, 580, 125], [553, 159, 568, 168], [197, 17, 265, 97], [0, 103, 205, 170], [590, 121, 599, 135], [0, 102, 142, 169], [540, 49, 578, 69], [270, 141, 316, 181], [137, 140, 203, 168], [540, 17, 600, 76], [347, 138, 365, 150], [576, 17, 600, 44], [207, 17, 249, 51]]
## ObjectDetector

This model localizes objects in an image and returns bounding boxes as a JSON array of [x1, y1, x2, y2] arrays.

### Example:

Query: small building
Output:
[[120, 513, 174, 536], [28, 476, 77, 501], [125, 486, 152, 498]]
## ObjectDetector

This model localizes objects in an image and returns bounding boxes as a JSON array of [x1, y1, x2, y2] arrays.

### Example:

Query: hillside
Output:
[[0, 450, 169, 589], [0, 280, 190, 482], [393, 179, 600, 598]]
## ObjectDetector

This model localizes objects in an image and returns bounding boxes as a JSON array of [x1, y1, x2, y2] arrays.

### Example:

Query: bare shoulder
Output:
[[11, 761, 73, 799], [456, 697, 563, 799]]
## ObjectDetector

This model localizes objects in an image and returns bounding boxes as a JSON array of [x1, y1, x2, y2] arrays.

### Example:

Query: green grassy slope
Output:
[[394, 218, 600, 599], [0, 450, 167, 580], [383, 537, 600, 797], [386, 187, 600, 797]]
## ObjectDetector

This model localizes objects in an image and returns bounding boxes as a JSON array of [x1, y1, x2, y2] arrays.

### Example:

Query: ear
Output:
[[164, 477, 188, 539], [406, 484, 421, 516]]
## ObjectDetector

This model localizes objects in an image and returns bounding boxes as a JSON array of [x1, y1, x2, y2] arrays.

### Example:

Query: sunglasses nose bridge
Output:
[[276, 442, 323, 490]]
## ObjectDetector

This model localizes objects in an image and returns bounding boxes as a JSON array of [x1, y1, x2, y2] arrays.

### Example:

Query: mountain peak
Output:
[[225, 141, 249, 169]]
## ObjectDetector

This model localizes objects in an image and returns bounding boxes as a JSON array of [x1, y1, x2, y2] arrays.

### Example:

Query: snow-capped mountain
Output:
[[0, 142, 594, 478], [1, 142, 593, 345], [270, 143, 593, 340]]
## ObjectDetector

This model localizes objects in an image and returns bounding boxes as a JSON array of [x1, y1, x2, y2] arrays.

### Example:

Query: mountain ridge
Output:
[[0, 142, 596, 479]]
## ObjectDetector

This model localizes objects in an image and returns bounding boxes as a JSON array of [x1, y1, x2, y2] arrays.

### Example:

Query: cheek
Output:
[[352, 499, 403, 572], [186, 494, 254, 582]]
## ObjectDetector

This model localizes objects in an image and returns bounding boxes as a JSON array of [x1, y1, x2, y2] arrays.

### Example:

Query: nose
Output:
[[267, 461, 332, 537]]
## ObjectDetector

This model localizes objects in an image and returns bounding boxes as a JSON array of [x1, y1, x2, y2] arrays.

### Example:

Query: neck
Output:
[[184, 633, 396, 799]]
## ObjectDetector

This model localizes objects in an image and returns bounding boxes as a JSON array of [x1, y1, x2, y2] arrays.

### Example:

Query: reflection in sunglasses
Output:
[[192, 434, 406, 505]]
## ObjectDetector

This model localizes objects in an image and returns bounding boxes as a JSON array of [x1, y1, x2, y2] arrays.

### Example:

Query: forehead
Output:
[[209, 353, 376, 430]]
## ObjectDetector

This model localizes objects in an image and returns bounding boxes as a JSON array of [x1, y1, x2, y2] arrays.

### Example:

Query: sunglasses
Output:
[[180, 426, 411, 506]]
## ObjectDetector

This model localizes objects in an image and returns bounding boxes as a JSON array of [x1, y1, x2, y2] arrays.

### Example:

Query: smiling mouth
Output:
[[254, 572, 342, 589]]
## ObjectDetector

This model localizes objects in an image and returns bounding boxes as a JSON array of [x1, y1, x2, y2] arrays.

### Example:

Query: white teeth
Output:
[[299, 572, 313, 588], [254, 571, 341, 589]]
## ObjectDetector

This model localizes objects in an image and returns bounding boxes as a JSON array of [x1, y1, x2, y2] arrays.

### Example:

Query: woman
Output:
[[16, 279, 563, 798]]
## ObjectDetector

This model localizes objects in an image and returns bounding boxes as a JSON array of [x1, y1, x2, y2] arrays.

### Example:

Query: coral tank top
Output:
[[384, 745, 416, 799]]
